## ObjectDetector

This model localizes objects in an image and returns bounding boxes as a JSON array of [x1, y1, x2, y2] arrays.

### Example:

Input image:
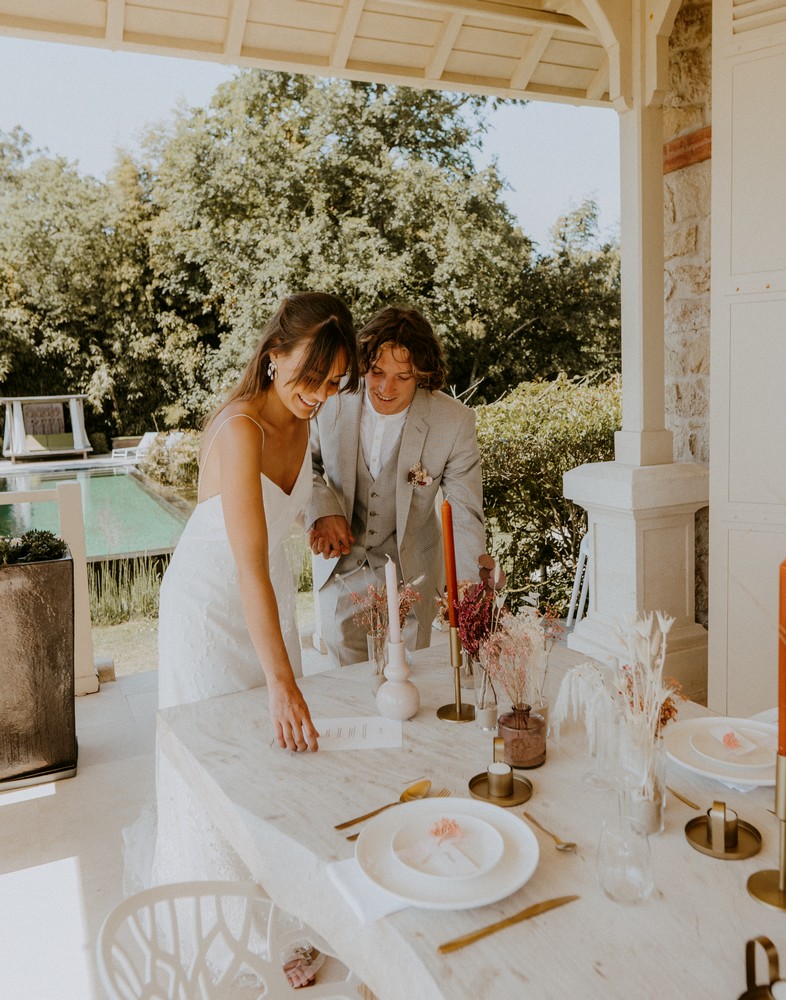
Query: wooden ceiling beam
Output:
[[509, 25, 552, 90], [105, 0, 124, 47], [224, 0, 251, 60], [331, 0, 366, 70], [425, 11, 464, 80], [585, 54, 607, 100]]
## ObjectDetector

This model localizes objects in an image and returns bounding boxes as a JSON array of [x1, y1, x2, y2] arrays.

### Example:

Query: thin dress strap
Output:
[[199, 413, 265, 498]]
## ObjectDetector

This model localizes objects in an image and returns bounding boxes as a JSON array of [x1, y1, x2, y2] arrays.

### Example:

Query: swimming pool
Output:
[[0, 467, 189, 560]]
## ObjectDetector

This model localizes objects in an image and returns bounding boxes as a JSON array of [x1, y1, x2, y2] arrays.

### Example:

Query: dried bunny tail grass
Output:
[[552, 661, 610, 748]]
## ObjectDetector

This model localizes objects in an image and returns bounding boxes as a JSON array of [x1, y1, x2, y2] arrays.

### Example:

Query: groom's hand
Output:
[[309, 515, 354, 559]]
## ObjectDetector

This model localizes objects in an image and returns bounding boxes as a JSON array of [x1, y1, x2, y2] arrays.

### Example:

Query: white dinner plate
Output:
[[392, 813, 504, 880], [356, 797, 539, 910], [689, 724, 776, 770], [665, 718, 777, 787]]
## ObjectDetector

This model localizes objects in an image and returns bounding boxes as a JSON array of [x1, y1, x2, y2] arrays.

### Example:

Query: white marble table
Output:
[[156, 637, 785, 1000]]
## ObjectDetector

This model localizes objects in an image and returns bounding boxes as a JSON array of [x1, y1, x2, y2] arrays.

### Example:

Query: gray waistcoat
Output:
[[337, 435, 402, 578]]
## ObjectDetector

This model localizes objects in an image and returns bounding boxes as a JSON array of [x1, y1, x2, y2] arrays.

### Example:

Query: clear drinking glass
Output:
[[596, 816, 654, 905]]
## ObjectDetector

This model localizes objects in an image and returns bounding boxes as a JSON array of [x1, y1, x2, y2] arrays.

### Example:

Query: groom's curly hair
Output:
[[358, 306, 447, 392]]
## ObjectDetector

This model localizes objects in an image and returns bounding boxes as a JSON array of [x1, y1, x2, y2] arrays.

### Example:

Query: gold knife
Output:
[[666, 786, 700, 810], [437, 895, 580, 954]]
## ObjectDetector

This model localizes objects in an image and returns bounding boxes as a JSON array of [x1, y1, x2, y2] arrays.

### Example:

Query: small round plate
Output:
[[355, 797, 539, 910], [684, 815, 762, 859], [468, 772, 533, 807], [690, 725, 776, 770], [665, 718, 776, 787], [392, 814, 504, 880]]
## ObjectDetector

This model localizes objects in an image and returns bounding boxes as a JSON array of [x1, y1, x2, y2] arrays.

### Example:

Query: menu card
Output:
[[311, 716, 403, 751]]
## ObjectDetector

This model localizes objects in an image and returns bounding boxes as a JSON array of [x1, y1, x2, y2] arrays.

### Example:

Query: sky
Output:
[[0, 35, 620, 252]]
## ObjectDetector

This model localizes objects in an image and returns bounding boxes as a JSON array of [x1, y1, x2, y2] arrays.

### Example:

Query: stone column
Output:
[[564, 0, 708, 699]]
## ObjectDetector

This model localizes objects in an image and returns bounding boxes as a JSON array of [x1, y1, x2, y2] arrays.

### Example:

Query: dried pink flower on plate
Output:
[[429, 817, 463, 846], [722, 730, 742, 750]]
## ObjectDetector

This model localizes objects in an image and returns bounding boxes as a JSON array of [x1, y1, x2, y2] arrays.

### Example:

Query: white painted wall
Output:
[[709, 1, 786, 714]]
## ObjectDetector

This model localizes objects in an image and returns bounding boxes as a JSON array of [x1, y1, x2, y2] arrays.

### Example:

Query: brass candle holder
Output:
[[436, 626, 474, 722], [748, 753, 786, 909]]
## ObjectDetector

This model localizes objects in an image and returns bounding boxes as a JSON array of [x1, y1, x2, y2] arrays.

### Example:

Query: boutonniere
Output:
[[407, 461, 433, 488]]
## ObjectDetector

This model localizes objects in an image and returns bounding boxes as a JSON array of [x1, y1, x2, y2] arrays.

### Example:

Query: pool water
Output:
[[0, 467, 188, 560]]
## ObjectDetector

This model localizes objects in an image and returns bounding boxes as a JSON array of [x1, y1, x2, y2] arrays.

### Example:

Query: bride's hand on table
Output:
[[268, 679, 319, 752]]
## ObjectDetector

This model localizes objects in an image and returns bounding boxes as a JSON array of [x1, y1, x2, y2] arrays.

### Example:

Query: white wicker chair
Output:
[[96, 881, 363, 999]]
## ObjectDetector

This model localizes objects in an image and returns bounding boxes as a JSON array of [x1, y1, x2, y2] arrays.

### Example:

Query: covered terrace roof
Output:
[[0, 0, 612, 107]]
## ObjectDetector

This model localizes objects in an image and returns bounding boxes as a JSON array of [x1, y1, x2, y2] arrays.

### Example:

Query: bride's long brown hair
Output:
[[206, 292, 360, 429]]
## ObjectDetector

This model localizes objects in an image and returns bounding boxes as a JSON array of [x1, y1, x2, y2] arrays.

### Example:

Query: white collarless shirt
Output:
[[360, 389, 410, 479]]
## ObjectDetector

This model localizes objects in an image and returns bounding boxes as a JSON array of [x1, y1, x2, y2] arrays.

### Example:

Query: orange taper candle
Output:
[[442, 498, 458, 628], [778, 559, 786, 757]]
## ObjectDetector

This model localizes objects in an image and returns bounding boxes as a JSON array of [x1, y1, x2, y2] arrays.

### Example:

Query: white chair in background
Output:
[[112, 431, 159, 462], [566, 534, 589, 629], [97, 880, 365, 1000]]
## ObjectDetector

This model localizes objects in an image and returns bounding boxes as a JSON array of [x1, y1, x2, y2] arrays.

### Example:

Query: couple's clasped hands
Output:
[[309, 514, 354, 560], [269, 679, 319, 753]]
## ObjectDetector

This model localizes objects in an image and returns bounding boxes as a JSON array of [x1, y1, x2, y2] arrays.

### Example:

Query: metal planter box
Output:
[[0, 555, 78, 787]]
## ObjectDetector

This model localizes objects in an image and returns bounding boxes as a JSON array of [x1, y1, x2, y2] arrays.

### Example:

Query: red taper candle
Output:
[[441, 498, 458, 628]]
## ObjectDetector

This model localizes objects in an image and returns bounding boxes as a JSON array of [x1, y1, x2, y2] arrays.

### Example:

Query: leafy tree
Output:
[[142, 71, 532, 409], [0, 131, 190, 435], [507, 200, 621, 387], [1, 79, 620, 437]]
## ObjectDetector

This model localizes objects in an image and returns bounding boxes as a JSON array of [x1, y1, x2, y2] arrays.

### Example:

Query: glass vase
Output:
[[628, 738, 666, 836], [472, 657, 498, 731], [497, 704, 546, 769], [459, 649, 475, 690], [366, 633, 387, 694]]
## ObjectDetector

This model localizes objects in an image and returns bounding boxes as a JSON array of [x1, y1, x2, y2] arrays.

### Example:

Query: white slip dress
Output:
[[125, 415, 312, 891]]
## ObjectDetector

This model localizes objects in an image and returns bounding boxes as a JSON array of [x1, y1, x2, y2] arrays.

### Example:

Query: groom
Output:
[[307, 305, 485, 666]]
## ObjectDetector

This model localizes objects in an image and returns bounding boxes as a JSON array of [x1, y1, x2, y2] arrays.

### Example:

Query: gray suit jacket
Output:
[[308, 388, 485, 640]]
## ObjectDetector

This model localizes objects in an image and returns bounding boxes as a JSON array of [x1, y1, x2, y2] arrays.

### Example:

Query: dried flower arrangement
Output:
[[553, 611, 682, 796], [479, 610, 544, 709], [351, 581, 422, 640]]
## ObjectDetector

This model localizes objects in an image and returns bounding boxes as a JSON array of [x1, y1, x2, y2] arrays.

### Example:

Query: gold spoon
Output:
[[346, 788, 451, 841], [334, 779, 432, 830], [523, 811, 577, 852]]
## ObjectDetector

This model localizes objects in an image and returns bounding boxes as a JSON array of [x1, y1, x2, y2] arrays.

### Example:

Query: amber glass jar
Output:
[[497, 704, 546, 769]]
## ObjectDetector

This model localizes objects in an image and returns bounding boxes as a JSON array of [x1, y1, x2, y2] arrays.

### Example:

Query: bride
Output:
[[155, 292, 358, 747], [132, 293, 359, 984]]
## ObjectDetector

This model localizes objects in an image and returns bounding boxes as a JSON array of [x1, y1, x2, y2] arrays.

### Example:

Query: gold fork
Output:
[[345, 788, 451, 841]]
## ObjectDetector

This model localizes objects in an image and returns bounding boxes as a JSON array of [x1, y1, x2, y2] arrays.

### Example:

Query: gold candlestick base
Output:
[[437, 627, 475, 722], [748, 754, 786, 910], [437, 702, 475, 722], [747, 870, 786, 911]]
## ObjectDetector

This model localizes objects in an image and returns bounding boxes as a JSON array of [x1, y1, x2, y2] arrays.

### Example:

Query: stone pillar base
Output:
[[563, 460, 709, 703]]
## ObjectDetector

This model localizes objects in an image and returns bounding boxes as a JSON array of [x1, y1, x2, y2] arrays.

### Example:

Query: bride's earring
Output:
[[267, 358, 278, 381]]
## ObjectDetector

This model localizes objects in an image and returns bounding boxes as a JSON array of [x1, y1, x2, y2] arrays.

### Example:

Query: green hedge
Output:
[[475, 374, 621, 614]]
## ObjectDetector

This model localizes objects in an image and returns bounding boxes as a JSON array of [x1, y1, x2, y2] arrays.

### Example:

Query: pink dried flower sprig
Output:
[[429, 817, 463, 846], [351, 582, 422, 640], [480, 612, 543, 708]]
